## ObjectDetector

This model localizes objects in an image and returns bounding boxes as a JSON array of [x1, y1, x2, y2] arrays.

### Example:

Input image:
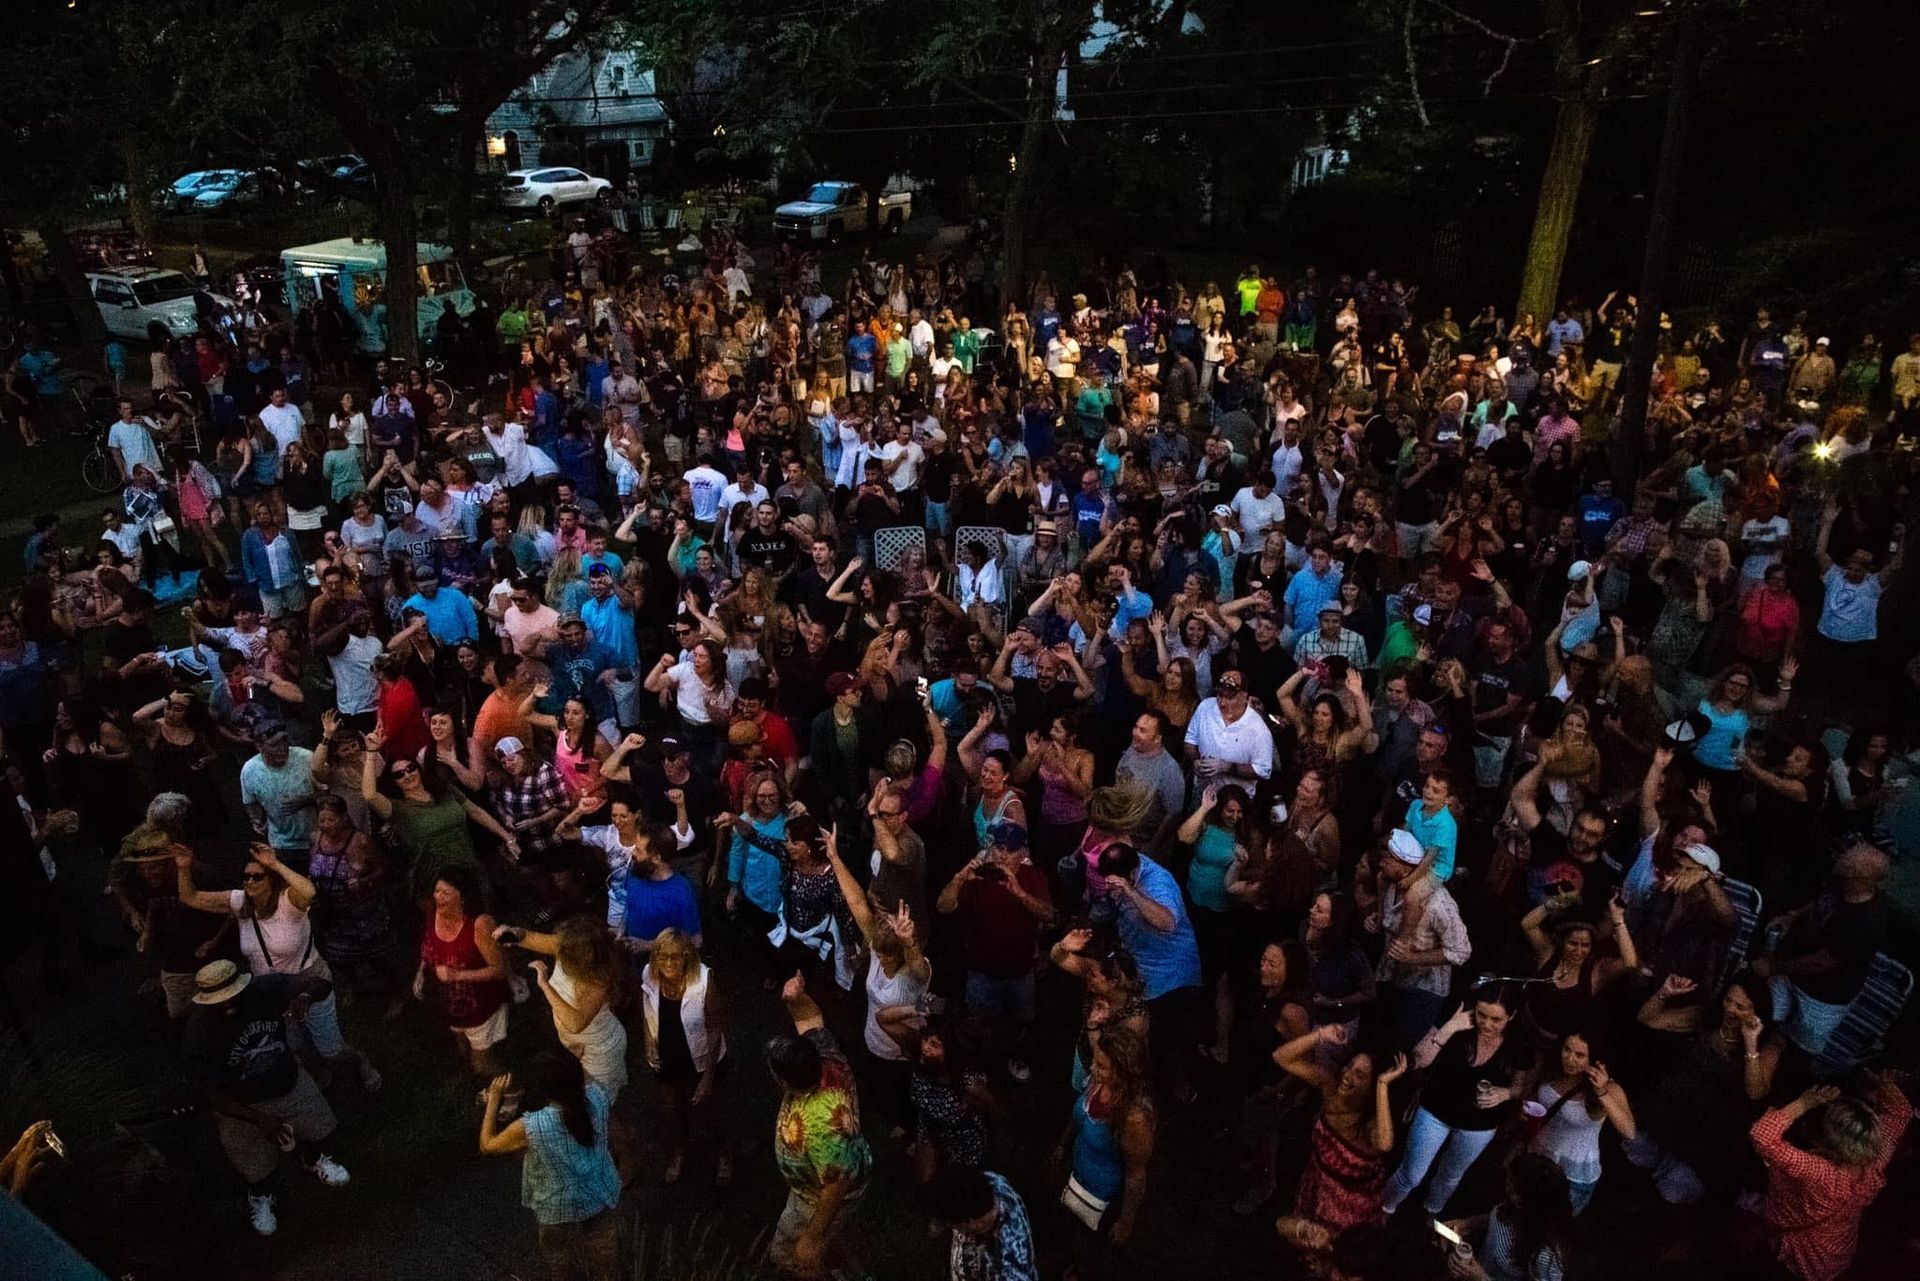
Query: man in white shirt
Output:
[[879, 419, 924, 496], [258, 387, 306, 458], [1229, 474, 1287, 561], [907, 309, 935, 364], [1182, 670, 1274, 783], [716, 462, 770, 542], [1045, 331, 1081, 397], [107, 398, 163, 482], [955, 539, 1004, 612], [316, 605, 383, 727], [480, 413, 533, 490], [685, 455, 730, 532], [412, 476, 467, 539]]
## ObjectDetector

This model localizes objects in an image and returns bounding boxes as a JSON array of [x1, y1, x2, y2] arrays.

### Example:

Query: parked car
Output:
[[162, 169, 244, 211], [87, 267, 201, 343], [499, 167, 613, 215], [773, 181, 912, 242]]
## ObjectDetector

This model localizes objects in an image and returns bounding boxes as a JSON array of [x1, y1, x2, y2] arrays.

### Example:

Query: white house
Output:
[[484, 47, 670, 181]]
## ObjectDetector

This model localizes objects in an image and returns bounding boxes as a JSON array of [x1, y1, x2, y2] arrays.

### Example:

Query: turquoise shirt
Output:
[[728, 813, 788, 915], [1404, 798, 1459, 881], [1187, 823, 1237, 913]]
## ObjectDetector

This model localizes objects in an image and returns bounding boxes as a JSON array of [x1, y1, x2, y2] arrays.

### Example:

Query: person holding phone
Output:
[[1439, 1153, 1575, 1281], [1380, 987, 1535, 1217]]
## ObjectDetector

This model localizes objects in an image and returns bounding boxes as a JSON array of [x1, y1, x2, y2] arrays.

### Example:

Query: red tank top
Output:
[[419, 912, 509, 1028]]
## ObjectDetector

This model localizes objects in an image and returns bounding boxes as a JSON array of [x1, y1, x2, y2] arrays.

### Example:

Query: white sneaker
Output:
[[247, 1192, 278, 1236], [305, 1154, 351, 1187]]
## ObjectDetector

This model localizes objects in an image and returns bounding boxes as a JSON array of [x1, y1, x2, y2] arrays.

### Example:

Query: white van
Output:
[[279, 238, 474, 355]]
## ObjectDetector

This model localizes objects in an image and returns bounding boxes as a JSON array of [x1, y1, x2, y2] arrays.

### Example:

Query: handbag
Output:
[[1060, 1174, 1110, 1232]]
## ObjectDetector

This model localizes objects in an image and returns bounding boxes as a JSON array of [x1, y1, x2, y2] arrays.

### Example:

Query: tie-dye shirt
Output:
[[774, 1030, 872, 1198]]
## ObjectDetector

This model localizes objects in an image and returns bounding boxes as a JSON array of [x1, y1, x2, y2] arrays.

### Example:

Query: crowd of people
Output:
[[3, 229, 1919, 1281]]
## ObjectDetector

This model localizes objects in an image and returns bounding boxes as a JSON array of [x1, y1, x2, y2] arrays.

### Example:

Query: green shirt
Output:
[[496, 307, 529, 346], [885, 336, 912, 378], [322, 448, 366, 503], [951, 329, 982, 373], [1235, 275, 1262, 316]]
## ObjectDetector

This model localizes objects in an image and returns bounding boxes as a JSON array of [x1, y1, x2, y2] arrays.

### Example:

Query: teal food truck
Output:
[[280, 237, 474, 354]]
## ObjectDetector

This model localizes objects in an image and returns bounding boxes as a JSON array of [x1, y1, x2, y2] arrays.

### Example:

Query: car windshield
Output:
[[805, 185, 847, 204], [131, 274, 196, 305]]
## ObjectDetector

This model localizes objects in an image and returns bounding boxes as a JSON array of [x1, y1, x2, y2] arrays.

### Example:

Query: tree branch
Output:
[[1403, 0, 1430, 126]]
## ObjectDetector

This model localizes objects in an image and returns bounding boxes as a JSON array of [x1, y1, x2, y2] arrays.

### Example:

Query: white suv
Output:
[[499, 167, 613, 215], [89, 268, 201, 343]]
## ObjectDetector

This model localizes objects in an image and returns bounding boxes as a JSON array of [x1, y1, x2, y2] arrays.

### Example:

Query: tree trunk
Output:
[[446, 113, 484, 257], [123, 142, 157, 247], [1612, 0, 1702, 493], [1514, 94, 1598, 325], [376, 161, 421, 363], [40, 221, 108, 364], [996, 77, 1050, 319]]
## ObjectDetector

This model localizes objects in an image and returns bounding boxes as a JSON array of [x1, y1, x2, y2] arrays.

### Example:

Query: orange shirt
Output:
[[471, 689, 531, 758]]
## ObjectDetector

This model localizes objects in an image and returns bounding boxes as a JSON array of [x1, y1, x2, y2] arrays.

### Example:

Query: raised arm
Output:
[[821, 824, 879, 946], [172, 848, 237, 915], [1272, 1025, 1339, 1090], [251, 844, 315, 913], [359, 732, 395, 818]]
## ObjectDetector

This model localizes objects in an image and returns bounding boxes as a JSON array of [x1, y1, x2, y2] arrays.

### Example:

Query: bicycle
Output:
[[62, 373, 125, 494]]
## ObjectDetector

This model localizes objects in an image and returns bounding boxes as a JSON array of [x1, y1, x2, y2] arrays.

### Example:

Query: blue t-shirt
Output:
[[1692, 698, 1750, 771], [1574, 493, 1625, 552], [847, 333, 878, 374], [1072, 491, 1107, 548], [403, 590, 479, 644], [1109, 856, 1201, 1000], [1283, 564, 1344, 629], [622, 871, 702, 944], [578, 594, 637, 666]]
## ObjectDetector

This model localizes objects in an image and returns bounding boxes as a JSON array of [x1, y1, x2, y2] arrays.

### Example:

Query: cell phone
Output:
[[974, 864, 1006, 882], [1433, 1220, 1463, 1246]]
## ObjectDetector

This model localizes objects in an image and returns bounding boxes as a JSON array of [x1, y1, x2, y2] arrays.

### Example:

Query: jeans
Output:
[[1380, 1108, 1498, 1215], [925, 499, 951, 539], [1771, 977, 1850, 1053], [1396, 520, 1439, 560]]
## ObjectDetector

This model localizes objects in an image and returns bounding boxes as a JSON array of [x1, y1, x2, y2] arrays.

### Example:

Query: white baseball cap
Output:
[[1388, 828, 1425, 866], [1681, 843, 1721, 876]]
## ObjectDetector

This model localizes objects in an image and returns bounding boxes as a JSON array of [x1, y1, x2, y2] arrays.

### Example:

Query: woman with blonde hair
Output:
[[498, 916, 629, 1101], [545, 545, 588, 615], [640, 928, 733, 1185]]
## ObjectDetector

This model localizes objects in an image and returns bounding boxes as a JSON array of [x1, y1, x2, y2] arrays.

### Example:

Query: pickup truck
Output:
[[773, 181, 911, 243]]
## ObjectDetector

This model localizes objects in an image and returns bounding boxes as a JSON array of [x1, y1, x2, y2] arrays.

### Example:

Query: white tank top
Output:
[[551, 961, 629, 1099], [864, 950, 929, 1061]]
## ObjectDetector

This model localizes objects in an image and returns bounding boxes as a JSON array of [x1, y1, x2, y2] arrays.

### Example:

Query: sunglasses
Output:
[[242, 872, 270, 883], [390, 763, 418, 777]]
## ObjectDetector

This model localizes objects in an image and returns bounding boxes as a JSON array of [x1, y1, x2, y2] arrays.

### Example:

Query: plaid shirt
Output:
[[490, 762, 570, 857], [1294, 626, 1372, 670], [1603, 514, 1662, 564]]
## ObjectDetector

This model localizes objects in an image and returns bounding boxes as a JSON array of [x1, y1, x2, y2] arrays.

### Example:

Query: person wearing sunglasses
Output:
[[359, 729, 518, 899]]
